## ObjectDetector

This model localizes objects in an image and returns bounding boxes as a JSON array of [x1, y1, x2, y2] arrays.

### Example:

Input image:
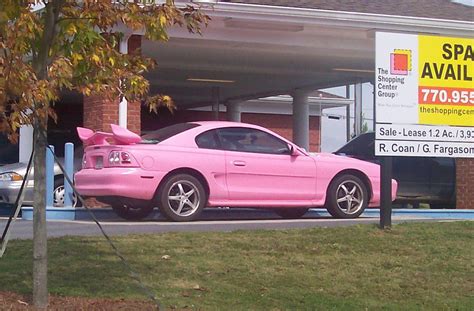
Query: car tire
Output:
[[326, 174, 368, 219], [275, 208, 309, 219], [111, 199, 154, 220], [158, 174, 207, 222], [53, 177, 81, 208]]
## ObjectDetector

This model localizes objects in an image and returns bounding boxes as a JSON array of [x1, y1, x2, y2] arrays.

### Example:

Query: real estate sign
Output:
[[375, 32, 473, 158]]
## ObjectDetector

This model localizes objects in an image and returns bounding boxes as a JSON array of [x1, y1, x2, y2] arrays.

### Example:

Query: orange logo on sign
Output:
[[391, 49, 412, 75]]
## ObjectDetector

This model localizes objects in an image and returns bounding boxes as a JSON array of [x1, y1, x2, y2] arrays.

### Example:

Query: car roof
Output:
[[194, 121, 259, 128], [192, 121, 272, 133], [155, 121, 295, 148]]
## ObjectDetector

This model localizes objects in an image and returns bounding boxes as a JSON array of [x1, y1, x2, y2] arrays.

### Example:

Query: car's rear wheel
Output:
[[158, 174, 206, 222], [275, 208, 309, 219], [326, 174, 368, 219], [111, 199, 154, 220]]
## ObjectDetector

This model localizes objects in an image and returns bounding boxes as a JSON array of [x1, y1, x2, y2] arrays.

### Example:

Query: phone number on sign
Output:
[[419, 87, 474, 105]]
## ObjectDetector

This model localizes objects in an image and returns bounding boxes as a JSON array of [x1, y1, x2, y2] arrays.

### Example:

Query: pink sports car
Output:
[[75, 122, 397, 221]]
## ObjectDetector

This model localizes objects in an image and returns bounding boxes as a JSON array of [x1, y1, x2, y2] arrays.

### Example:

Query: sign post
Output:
[[379, 157, 392, 228], [375, 32, 473, 228]]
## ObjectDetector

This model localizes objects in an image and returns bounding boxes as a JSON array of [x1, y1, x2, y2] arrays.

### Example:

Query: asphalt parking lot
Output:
[[2, 207, 471, 240]]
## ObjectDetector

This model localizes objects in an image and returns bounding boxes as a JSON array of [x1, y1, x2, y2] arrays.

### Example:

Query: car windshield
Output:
[[141, 123, 200, 144], [335, 132, 375, 159]]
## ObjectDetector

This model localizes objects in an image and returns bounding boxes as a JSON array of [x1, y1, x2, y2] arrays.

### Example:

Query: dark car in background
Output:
[[334, 132, 456, 208], [0, 134, 19, 166]]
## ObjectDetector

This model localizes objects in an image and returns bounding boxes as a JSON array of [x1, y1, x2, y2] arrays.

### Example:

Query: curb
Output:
[[11, 206, 474, 221]]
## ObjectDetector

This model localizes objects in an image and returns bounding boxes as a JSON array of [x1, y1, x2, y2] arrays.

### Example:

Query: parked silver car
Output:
[[0, 153, 82, 207]]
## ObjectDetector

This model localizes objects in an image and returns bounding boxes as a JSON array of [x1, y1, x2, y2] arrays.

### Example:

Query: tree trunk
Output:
[[31, 1, 64, 308], [32, 122, 48, 309]]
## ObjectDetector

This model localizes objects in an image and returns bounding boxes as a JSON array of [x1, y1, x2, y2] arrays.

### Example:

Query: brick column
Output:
[[127, 100, 141, 134], [456, 158, 474, 209], [83, 34, 143, 135], [125, 34, 142, 134], [83, 95, 119, 133], [83, 96, 141, 134]]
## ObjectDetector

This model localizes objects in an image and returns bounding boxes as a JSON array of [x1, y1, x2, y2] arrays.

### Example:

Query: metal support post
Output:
[[64, 143, 74, 207], [212, 87, 220, 120], [226, 101, 242, 122], [354, 83, 363, 136], [380, 156, 393, 229], [346, 85, 351, 141], [45, 145, 54, 208], [292, 89, 310, 151]]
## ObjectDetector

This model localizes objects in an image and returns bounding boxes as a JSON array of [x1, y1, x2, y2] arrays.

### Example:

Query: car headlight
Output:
[[0, 172, 24, 181]]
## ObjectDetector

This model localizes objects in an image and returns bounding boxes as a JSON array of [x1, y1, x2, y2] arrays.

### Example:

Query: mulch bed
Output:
[[0, 291, 158, 310]]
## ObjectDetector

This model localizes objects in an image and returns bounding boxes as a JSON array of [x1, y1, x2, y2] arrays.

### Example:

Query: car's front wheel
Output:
[[158, 174, 206, 222], [53, 177, 80, 208], [326, 174, 368, 219]]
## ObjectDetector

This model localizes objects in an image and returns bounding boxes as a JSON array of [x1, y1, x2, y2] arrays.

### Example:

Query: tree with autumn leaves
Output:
[[0, 0, 208, 308]]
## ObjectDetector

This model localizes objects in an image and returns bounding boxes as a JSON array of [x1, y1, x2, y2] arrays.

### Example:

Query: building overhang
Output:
[[192, 94, 352, 116], [137, 1, 473, 108]]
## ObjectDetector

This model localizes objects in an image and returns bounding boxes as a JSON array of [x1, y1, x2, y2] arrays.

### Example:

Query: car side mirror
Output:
[[289, 144, 299, 156]]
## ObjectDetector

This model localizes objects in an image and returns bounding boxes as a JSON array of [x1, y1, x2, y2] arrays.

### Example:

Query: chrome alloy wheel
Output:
[[335, 180, 364, 215], [167, 180, 201, 217]]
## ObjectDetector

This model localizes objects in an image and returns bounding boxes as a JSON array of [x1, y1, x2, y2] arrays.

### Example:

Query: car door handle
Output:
[[232, 160, 247, 167]]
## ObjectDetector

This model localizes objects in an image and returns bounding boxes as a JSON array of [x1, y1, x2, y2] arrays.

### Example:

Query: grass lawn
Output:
[[0, 221, 473, 310]]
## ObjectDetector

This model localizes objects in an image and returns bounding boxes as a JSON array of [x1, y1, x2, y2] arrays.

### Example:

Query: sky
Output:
[[320, 83, 375, 152]]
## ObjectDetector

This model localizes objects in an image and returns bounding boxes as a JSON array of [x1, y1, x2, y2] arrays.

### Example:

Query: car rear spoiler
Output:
[[77, 124, 141, 146]]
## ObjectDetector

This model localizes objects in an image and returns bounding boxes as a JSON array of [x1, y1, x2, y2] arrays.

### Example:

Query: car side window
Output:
[[195, 130, 221, 150], [217, 127, 290, 155]]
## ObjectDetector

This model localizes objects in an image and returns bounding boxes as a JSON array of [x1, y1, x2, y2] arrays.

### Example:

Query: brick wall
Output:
[[456, 158, 474, 209], [128, 34, 142, 54]]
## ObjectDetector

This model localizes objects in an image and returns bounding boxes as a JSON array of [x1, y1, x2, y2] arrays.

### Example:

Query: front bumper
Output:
[[368, 179, 398, 207], [75, 168, 165, 201], [0, 180, 34, 205]]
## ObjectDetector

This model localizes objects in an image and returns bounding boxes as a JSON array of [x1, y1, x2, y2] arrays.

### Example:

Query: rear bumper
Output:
[[75, 168, 165, 201]]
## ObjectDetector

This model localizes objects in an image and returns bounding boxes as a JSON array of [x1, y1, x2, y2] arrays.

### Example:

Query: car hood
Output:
[[311, 152, 362, 160], [0, 157, 81, 177], [0, 162, 29, 176], [311, 152, 381, 172]]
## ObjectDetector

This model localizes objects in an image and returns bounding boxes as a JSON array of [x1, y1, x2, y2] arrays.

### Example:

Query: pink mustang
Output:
[[75, 122, 397, 221]]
